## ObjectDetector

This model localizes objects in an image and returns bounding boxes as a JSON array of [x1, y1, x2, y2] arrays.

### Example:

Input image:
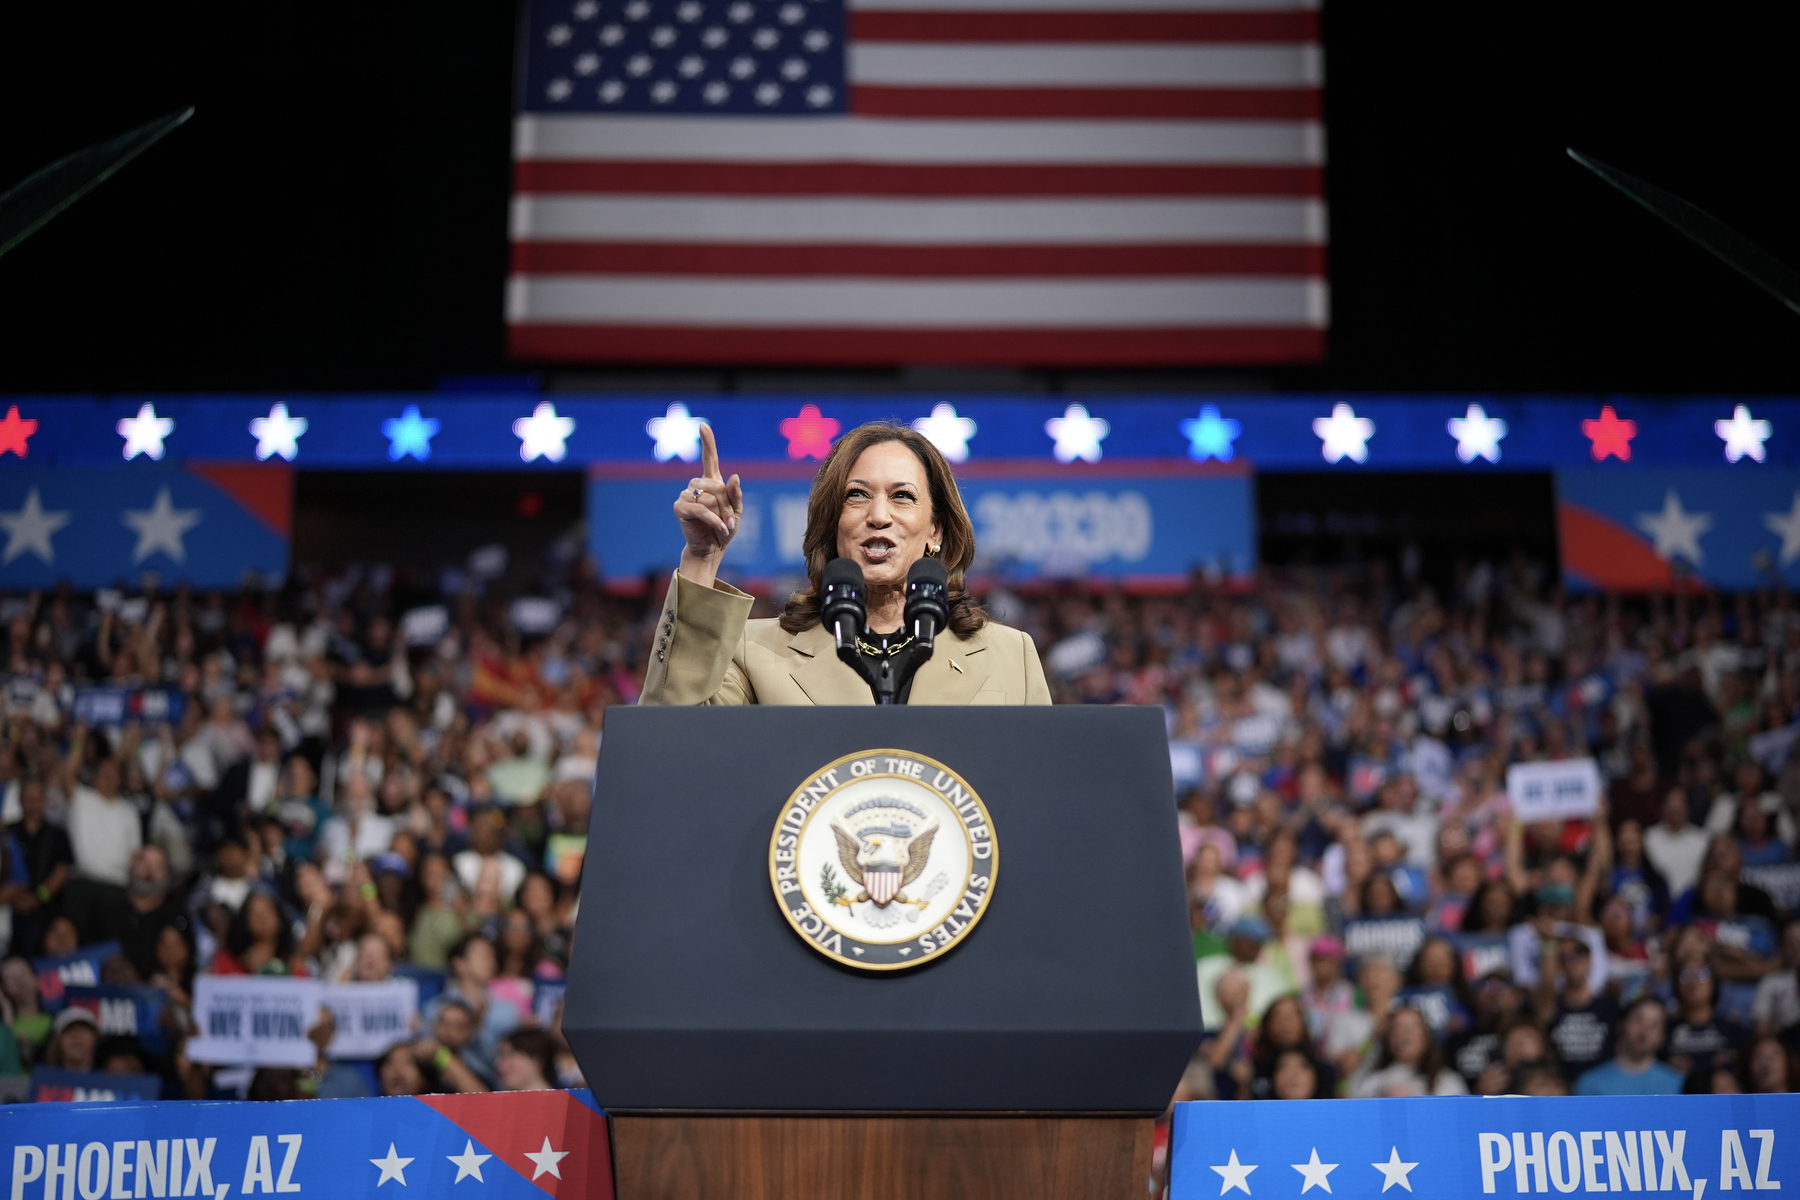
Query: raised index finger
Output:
[[699, 422, 722, 482]]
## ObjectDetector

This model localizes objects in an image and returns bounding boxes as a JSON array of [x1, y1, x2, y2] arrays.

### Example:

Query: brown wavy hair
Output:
[[779, 421, 987, 637]]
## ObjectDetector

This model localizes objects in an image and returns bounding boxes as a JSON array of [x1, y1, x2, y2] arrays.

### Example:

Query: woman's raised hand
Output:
[[675, 423, 744, 585]]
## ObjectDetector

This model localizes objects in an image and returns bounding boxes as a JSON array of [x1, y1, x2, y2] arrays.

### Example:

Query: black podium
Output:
[[565, 706, 1201, 1200]]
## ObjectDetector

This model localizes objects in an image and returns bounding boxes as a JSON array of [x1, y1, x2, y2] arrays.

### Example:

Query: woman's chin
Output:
[[854, 553, 913, 586]]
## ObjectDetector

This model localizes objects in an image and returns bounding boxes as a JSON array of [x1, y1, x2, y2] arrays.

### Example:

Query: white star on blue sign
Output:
[[383, 406, 441, 462], [1180, 405, 1241, 462]]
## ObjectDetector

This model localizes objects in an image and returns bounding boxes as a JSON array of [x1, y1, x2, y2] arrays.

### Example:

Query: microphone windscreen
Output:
[[822, 557, 865, 590], [906, 557, 948, 591]]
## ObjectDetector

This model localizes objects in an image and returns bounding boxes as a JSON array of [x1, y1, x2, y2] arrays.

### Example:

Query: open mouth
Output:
[[860, 537, 896, 563]]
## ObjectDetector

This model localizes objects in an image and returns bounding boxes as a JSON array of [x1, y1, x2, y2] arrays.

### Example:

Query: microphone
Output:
[[820, 557, 866, 653], [904, 558, 950, 651]]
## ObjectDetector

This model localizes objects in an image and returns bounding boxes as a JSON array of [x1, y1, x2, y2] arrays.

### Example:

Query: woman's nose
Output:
[[865, 496, 891, 525]]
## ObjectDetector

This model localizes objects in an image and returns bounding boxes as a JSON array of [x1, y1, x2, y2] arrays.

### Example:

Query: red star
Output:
[[0, 406, 37, 458], [779, 404, 840, 460], [1582, 405, 1636, 461]]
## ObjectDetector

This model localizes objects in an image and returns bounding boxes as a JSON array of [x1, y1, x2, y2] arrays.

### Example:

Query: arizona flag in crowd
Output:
[[509, 0, 1326, 365]]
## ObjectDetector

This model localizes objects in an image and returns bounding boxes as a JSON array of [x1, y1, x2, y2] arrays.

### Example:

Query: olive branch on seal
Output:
[[820, 862, 849, 906]]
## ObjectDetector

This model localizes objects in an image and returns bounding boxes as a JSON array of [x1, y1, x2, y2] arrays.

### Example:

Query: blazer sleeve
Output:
[[1021, 627, 1052, 706], [638, 572, 758, 706]]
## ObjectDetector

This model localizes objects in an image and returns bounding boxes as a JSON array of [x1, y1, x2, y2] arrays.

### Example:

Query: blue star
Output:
[[1181, 405, 1241, 462], [383, 405, 440, 462]]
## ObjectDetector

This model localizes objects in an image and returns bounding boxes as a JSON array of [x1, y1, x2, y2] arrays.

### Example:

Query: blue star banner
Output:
[[587, 464, 1255, 585], [0, 1089, 611, 1200], [0, 466, 288, 589], [1171, 1095, 1799, 1200], [1556, 468, 1800, 591]]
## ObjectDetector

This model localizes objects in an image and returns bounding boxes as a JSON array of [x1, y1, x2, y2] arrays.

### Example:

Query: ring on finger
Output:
[[692, 487, 701, 500]]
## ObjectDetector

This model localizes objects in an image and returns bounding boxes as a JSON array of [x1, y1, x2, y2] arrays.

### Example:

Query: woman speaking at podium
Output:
[[639, 421, 1051, 706]]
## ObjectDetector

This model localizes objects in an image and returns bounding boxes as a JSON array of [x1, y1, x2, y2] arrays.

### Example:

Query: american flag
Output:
[[509, 0, 1325, 366]]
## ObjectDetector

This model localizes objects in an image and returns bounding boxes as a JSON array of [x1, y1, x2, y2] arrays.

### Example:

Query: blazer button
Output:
[[656, 650, 665, 662]]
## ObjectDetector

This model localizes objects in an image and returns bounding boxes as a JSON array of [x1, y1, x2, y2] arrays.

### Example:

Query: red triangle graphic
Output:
[[417, 1090, 612, 1200], [187, 462, 293, 537]]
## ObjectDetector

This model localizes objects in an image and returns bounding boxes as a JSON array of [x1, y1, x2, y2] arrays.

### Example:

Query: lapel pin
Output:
[[950, 659, 963, 674]]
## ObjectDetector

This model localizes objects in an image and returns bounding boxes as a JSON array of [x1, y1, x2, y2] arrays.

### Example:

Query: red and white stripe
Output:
[[508, 0, 1326, 366]]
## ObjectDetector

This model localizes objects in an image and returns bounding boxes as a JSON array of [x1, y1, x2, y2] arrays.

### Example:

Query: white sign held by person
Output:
[[321, 979, 421, 1060], [1506, 758, 1603, 823], [185, 976, 323, 1067]]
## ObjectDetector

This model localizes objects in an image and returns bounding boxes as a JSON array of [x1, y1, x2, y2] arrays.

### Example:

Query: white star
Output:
[[522, 1136, 570, 1181], [1045, 404, 1109, 463], [370, 1144, 414, 1188], [1292, 1149, 1338, 1195], [1715, 404, 1772, 463], [514, 402, 575, 463], [0, 488, 71, 565], [1447, 403, 1507, 463], [645, 403, 708, 462], [122, 487, 202, 564], [1211, 1149, 1257, 1196], [117, 403, 174, 461], [912, 403, 978, 463], [249, 403, 308, 461], [1765, 492, 1800, 566], [446, 1140, 491, 1184], [1371, 1148, 1418, 1193], [1313, 403, 1374, 464], [1633, 489, 1712, 565]]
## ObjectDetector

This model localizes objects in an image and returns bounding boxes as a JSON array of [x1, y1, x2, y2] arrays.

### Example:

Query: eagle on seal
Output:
[[830, 817, 937, 908]]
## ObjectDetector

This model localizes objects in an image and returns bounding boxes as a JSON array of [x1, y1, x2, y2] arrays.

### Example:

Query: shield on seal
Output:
[[867, 865, 901, 904]]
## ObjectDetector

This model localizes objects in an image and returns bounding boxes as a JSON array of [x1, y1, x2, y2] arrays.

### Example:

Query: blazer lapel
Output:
[[788, 624, 875, 705], [910, 630, 991, 705]]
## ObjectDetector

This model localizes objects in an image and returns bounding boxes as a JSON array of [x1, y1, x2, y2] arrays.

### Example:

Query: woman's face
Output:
[[1479, 884, 1513, 928], [1387, 1010, 1428, 1066], [247, 896, 281, 942], [1503, 1025, 1546, 1067], [833, 442, 941, 593], [155, 926, 190, 973], [379, 1049, 425, 1096], [495, 1042, 546, 1092], [1748, 1040, 1788, 1093], [1271, 1051, 1318, 1100], [501, 912, 533, 953], [520, 875, 553, 918], [1415, 940, 1455, 986], [59, 1026, 97, 1070], [1265, 998, 1306, 1048]]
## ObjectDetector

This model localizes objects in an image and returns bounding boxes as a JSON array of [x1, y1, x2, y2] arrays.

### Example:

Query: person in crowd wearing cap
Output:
[[1197, 915, 1294, 1032], [1300, 936, 1356, 1055], [44, 1006, 97, 1073], [1574, 996, 1684, 1095], [1538, 937, 1620, 1079], [1447, 963, 1524, 1090]]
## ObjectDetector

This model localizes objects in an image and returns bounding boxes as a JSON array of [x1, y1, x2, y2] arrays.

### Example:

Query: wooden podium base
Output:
[[610, 1114, 1154, 1200]]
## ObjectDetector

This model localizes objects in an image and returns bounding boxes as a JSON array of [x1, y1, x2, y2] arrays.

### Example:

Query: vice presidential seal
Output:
[[769, 748, 997, 971]]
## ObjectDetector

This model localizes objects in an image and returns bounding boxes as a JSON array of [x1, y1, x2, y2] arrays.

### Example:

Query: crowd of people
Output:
[[0, 554, 1796, 1104]]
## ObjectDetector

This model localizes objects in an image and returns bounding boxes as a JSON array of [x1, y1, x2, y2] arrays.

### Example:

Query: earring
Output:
[[925, 542, 941, 558]]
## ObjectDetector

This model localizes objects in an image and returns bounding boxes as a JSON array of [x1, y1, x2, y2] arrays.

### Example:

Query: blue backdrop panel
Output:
[[0, 467, 287, 589], [1171, 1094, 1798, 1200], [1556, 468, 1800, 590], [587, 468, 1255, 584]]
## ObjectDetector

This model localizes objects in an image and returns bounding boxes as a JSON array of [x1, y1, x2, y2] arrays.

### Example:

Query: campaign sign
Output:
[[319, 981, 419, 1061], [184, 977, 322, 1068], [32, 943, 121, 1011], [1171, 1094, 1798, 1200], [64, 985, 169, 1056], [588, 465, 1255, 584], [28, 1067, 161, 1103], [1455, 933, 1512, 983], [1507, 759, 1603, 823], [1742, 863, 1800, 913], [0, 1088, 611, 1200], [1342, 917, 1426, 970]]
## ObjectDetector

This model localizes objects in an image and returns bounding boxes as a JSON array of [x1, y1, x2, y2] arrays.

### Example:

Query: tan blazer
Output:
[[640, 572, 1052, 706]]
